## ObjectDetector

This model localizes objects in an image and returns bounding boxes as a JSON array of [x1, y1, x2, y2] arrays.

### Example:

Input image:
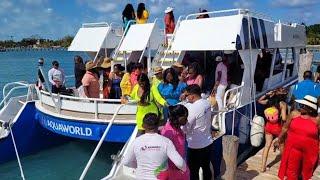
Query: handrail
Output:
[[102, 126, 138, 180], [79, 104, 128, 180], [161, 15, 184, 66], [223, 83, 244, 108], [40, 90, 124, 103], [111, 20, 136, 59], [3, 81, 29, 99], [82, 22, 109, 28], [0, 86, 31, 108], [186, 9, 242, 20]]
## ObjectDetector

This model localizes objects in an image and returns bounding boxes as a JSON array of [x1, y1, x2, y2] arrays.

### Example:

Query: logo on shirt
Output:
[[140, 145, 161, 151]]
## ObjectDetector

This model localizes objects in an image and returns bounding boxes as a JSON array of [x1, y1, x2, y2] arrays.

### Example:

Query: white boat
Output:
[[0, 8, 308, 179]]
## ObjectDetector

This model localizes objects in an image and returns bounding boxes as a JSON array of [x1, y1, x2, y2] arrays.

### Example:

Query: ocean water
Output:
[[0, 50, 122, 180]]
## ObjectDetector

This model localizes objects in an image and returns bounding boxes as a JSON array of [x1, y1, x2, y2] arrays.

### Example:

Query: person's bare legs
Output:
[[261, 133, 273, 172]]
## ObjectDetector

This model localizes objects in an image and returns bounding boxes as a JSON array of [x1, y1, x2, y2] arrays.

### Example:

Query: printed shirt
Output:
[[292, 79, 320, 100], [183, 99, 213, 149], [215, 62, 228, 86], [81, 71, 100, 98], [186, 75, 203, 87], [122, 133, 186, 180], [48, 68, 65, 85]]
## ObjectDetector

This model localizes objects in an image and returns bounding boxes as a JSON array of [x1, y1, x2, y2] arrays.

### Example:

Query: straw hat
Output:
[[172, 62, 184, 68], [100, 57, 112, 69], [165, 7, 174, 13], [295, 95, 318, 110], [215, 56, 222, 62], [85, 60, 97, 71], [153, 66, 163, 75]]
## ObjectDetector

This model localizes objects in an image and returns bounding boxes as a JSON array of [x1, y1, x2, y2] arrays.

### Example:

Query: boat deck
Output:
[[36, 102, 136, 123], [236, 147, 320, 180]]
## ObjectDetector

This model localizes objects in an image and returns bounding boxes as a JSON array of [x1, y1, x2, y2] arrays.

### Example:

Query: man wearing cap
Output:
[[152, 66, 163, 88], [81, 60, 100, 98], [122, 113, 186, 179], [213, 56, 228, 110], [48, 60, 65, 94]]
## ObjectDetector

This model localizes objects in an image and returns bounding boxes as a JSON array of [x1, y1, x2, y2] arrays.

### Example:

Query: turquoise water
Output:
[[0, 50, 122, 180]]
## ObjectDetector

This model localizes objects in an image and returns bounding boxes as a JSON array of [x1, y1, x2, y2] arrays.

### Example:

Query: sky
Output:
[[0, 0, 319, 40]]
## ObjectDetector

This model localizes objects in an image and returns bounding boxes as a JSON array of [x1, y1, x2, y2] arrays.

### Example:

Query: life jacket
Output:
[[264, 106, 279, 124]]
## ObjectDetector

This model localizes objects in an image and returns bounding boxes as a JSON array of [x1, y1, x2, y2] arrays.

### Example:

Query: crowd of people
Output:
[[258, 69, 320, 179]]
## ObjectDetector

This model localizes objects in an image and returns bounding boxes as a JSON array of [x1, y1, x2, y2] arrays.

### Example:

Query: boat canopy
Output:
[[171, 15, 243, 51], [119, 23, 163, 51], [68, 25, 114, 52]]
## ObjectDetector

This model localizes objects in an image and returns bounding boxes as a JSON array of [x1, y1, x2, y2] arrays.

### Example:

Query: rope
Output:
[[9, 124, 26, 180]]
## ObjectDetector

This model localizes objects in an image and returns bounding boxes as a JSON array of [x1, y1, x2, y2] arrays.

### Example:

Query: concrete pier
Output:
[[236, 147, 320, 180]]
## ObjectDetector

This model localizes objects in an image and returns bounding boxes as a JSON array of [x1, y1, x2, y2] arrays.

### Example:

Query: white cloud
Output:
[[271, 0, 319, 8], [233, 0, 253, 9]]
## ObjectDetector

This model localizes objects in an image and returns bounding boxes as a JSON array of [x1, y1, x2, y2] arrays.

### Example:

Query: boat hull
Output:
[[35, 110, 136, 143], [0, 102, 69, 164]]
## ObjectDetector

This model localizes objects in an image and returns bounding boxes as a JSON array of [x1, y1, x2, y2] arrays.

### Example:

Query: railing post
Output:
[[94, 100, 98, 119], [79, 104, 126, 180]]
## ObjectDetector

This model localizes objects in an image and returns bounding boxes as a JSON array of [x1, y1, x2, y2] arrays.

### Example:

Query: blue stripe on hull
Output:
[[35, 110, 135, 143], [0, 102, 70, 164]]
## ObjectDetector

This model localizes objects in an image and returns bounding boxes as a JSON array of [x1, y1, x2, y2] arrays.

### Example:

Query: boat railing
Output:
[[111, 20, 136, 60], [82, 22, 109, 28], [79, 103, 135, 180], [160, 15, 185, 66], [39, 90, 137, 116], [185, 8, 273, 21], [1, 81, 34, 107]]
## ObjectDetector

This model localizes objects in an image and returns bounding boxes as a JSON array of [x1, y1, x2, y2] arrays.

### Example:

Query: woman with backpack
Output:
[[258, 88, 288, 172]]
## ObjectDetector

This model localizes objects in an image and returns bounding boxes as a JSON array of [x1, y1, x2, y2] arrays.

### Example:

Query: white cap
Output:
[[215, 56, 222, 62], [295, 95, 318, 110], [165, 7, 174, 13]]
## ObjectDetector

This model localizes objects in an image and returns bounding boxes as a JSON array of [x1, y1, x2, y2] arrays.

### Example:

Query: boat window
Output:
[[282, 48, 295, 79], [254, 49, 273, 92], [272, 48, 283, 75]]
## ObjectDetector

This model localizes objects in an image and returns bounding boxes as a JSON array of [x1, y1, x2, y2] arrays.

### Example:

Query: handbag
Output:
[[208, 90, 218, 108]]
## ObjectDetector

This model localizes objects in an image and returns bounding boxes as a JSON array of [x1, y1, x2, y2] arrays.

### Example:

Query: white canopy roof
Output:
[[171, 15, 243, 51], [119, 23, 163, 51], [68, 26, 110, 52]]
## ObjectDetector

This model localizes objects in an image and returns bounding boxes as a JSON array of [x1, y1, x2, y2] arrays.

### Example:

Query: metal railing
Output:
[[82, 22, 109, 28], [1, 82, 32, 107], [102, 127, 138, 180], [160, 15, 185, 66], [79, 104, 131, 180]]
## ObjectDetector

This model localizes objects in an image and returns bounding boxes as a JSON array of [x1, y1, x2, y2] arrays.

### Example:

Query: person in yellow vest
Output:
[[136, 3, 149, 24], [124, 73, 167, 135]]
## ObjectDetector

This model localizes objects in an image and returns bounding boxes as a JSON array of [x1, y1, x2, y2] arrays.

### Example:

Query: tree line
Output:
[[306, 24, 320, 45], [0, 36, 73, 49]]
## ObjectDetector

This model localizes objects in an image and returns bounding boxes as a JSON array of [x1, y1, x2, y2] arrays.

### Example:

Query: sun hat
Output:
[[100, 57, 112, 69], [215, 56, 222, 62], [172, 62, 184, 68], [165, 7, 174, 13], [295, 95, 318, 110], [85, 60, 97, 71], [153, 66, 163, 75]]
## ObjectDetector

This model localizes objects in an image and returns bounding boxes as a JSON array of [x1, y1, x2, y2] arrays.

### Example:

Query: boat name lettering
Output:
[[44, 119, 92, 137]]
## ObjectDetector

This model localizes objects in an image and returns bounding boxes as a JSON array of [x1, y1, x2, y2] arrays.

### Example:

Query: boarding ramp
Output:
[[113, 20, 163, 67]]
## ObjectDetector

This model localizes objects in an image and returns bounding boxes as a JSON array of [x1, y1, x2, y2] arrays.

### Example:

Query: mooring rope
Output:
[[9, 123, 26, 180]]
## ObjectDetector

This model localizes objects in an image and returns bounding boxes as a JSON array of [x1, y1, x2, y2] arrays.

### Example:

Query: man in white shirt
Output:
[[48, 60, 65, 94], [122, 113, 186, 180], [183, 84, 213, 180]]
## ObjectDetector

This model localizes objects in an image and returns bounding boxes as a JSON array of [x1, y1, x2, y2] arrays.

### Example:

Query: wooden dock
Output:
[[236, 147, 320, 180]]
